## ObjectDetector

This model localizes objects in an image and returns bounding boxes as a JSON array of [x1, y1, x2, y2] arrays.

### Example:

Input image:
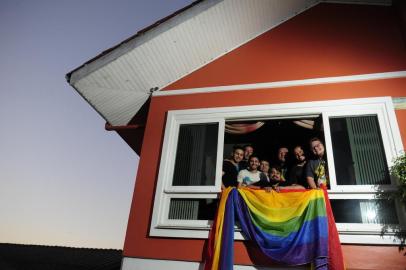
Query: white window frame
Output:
[[162, 117, 225, 194], [150, 97, 405, 244]]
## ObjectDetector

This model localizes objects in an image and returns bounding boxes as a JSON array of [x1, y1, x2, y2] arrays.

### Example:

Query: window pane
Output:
[[331, 199, 398, 224], [329, 115, 390, 185], [168, 198, 217, 220], [172, 123, 218, 186]]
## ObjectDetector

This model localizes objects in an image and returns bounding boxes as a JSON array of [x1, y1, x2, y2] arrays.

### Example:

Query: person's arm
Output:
[[219, 162, 226, 196], [305, 161, 318, 189], [221, 160, 227, 189], [306, 176, 317, 189], [273, 184, 306, 193], [246, 185, 261, 189], [237, 170, 244, 188], [281, 184, 306, 190]]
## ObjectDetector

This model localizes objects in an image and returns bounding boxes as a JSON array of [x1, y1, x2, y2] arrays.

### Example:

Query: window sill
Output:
[[150, 226, 403, 245]]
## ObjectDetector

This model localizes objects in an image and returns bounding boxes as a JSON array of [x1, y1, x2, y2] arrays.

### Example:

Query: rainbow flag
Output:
[[205, 187, 345, 270]]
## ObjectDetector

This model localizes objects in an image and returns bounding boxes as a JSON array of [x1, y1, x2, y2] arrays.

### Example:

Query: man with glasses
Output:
[[305, 138, 328, 189]]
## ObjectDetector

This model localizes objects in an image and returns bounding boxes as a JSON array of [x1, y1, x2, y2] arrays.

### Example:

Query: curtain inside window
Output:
[[330, 115, 390, 185], [172, 123, 218, 186]]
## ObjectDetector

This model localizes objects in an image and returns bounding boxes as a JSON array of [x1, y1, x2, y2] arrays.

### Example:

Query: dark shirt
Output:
[[277, 179, 290, 187], [251, 172, 272, 188], [275, 161, 288, 181], [222, 160, 239, 187], [288, 163, 307, 187], [239, 160, 249, 171]]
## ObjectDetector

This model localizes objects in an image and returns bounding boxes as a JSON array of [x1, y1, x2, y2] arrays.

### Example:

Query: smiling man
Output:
[[237, 155, 267, 187], [305, 138, 328, 189]]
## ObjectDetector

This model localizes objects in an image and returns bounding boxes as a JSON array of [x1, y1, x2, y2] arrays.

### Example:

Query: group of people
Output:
[[222, 138, 328, 191]]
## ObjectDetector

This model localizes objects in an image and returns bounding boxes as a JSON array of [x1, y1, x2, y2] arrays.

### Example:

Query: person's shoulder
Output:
[[239, 160, 248, 169], [223, 159, 235, 167], [307, 159, 319, 166], [259, 171, 268, 181], [305, 159, 316, 174]]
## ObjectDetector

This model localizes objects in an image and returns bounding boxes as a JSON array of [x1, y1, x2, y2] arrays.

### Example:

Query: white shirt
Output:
[[237, 169, 262, 186]]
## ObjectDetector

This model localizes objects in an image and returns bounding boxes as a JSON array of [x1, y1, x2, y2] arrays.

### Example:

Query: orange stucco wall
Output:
[[164, 3, 406, 90], [123, 2, 406, 270], [123, 78, 406, 269]]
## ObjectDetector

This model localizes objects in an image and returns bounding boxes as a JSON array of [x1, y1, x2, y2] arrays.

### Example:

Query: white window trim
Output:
[[162, 117, 225, 194], [150, 97, 405, 244], [153, 71, 406, 97], [323, 108, 398, 193]]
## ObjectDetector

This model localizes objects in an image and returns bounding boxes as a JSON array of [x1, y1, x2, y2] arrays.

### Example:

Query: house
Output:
[[66, 0, 406, 269]]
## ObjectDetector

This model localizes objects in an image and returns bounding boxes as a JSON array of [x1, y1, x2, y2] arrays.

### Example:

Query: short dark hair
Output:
[[232, 145, 244, 152], [248, 155, 260, 162], [243, 144, 253, 150], [294, 145, 303, 150], [309, 137, 323, 147], [270, 164, 282, 173]]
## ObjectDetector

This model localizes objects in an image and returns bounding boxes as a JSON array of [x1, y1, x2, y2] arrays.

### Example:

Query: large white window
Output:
[[150, 97, 405, 244]]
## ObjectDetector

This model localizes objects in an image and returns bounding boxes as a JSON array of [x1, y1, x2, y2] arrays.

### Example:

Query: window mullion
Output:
[[164, 119, 181, 192], [376, 111, 398, 172], [215, 119, 225, 191], [322, 112, 338, 191]]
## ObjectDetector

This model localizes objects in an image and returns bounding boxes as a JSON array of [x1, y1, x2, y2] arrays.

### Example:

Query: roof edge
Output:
[[66, 0, 216, 85]]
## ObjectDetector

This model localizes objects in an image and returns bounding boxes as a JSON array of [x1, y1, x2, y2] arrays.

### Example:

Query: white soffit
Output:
[[67, 0, 392, 126], [68, 0, 320, 126]]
